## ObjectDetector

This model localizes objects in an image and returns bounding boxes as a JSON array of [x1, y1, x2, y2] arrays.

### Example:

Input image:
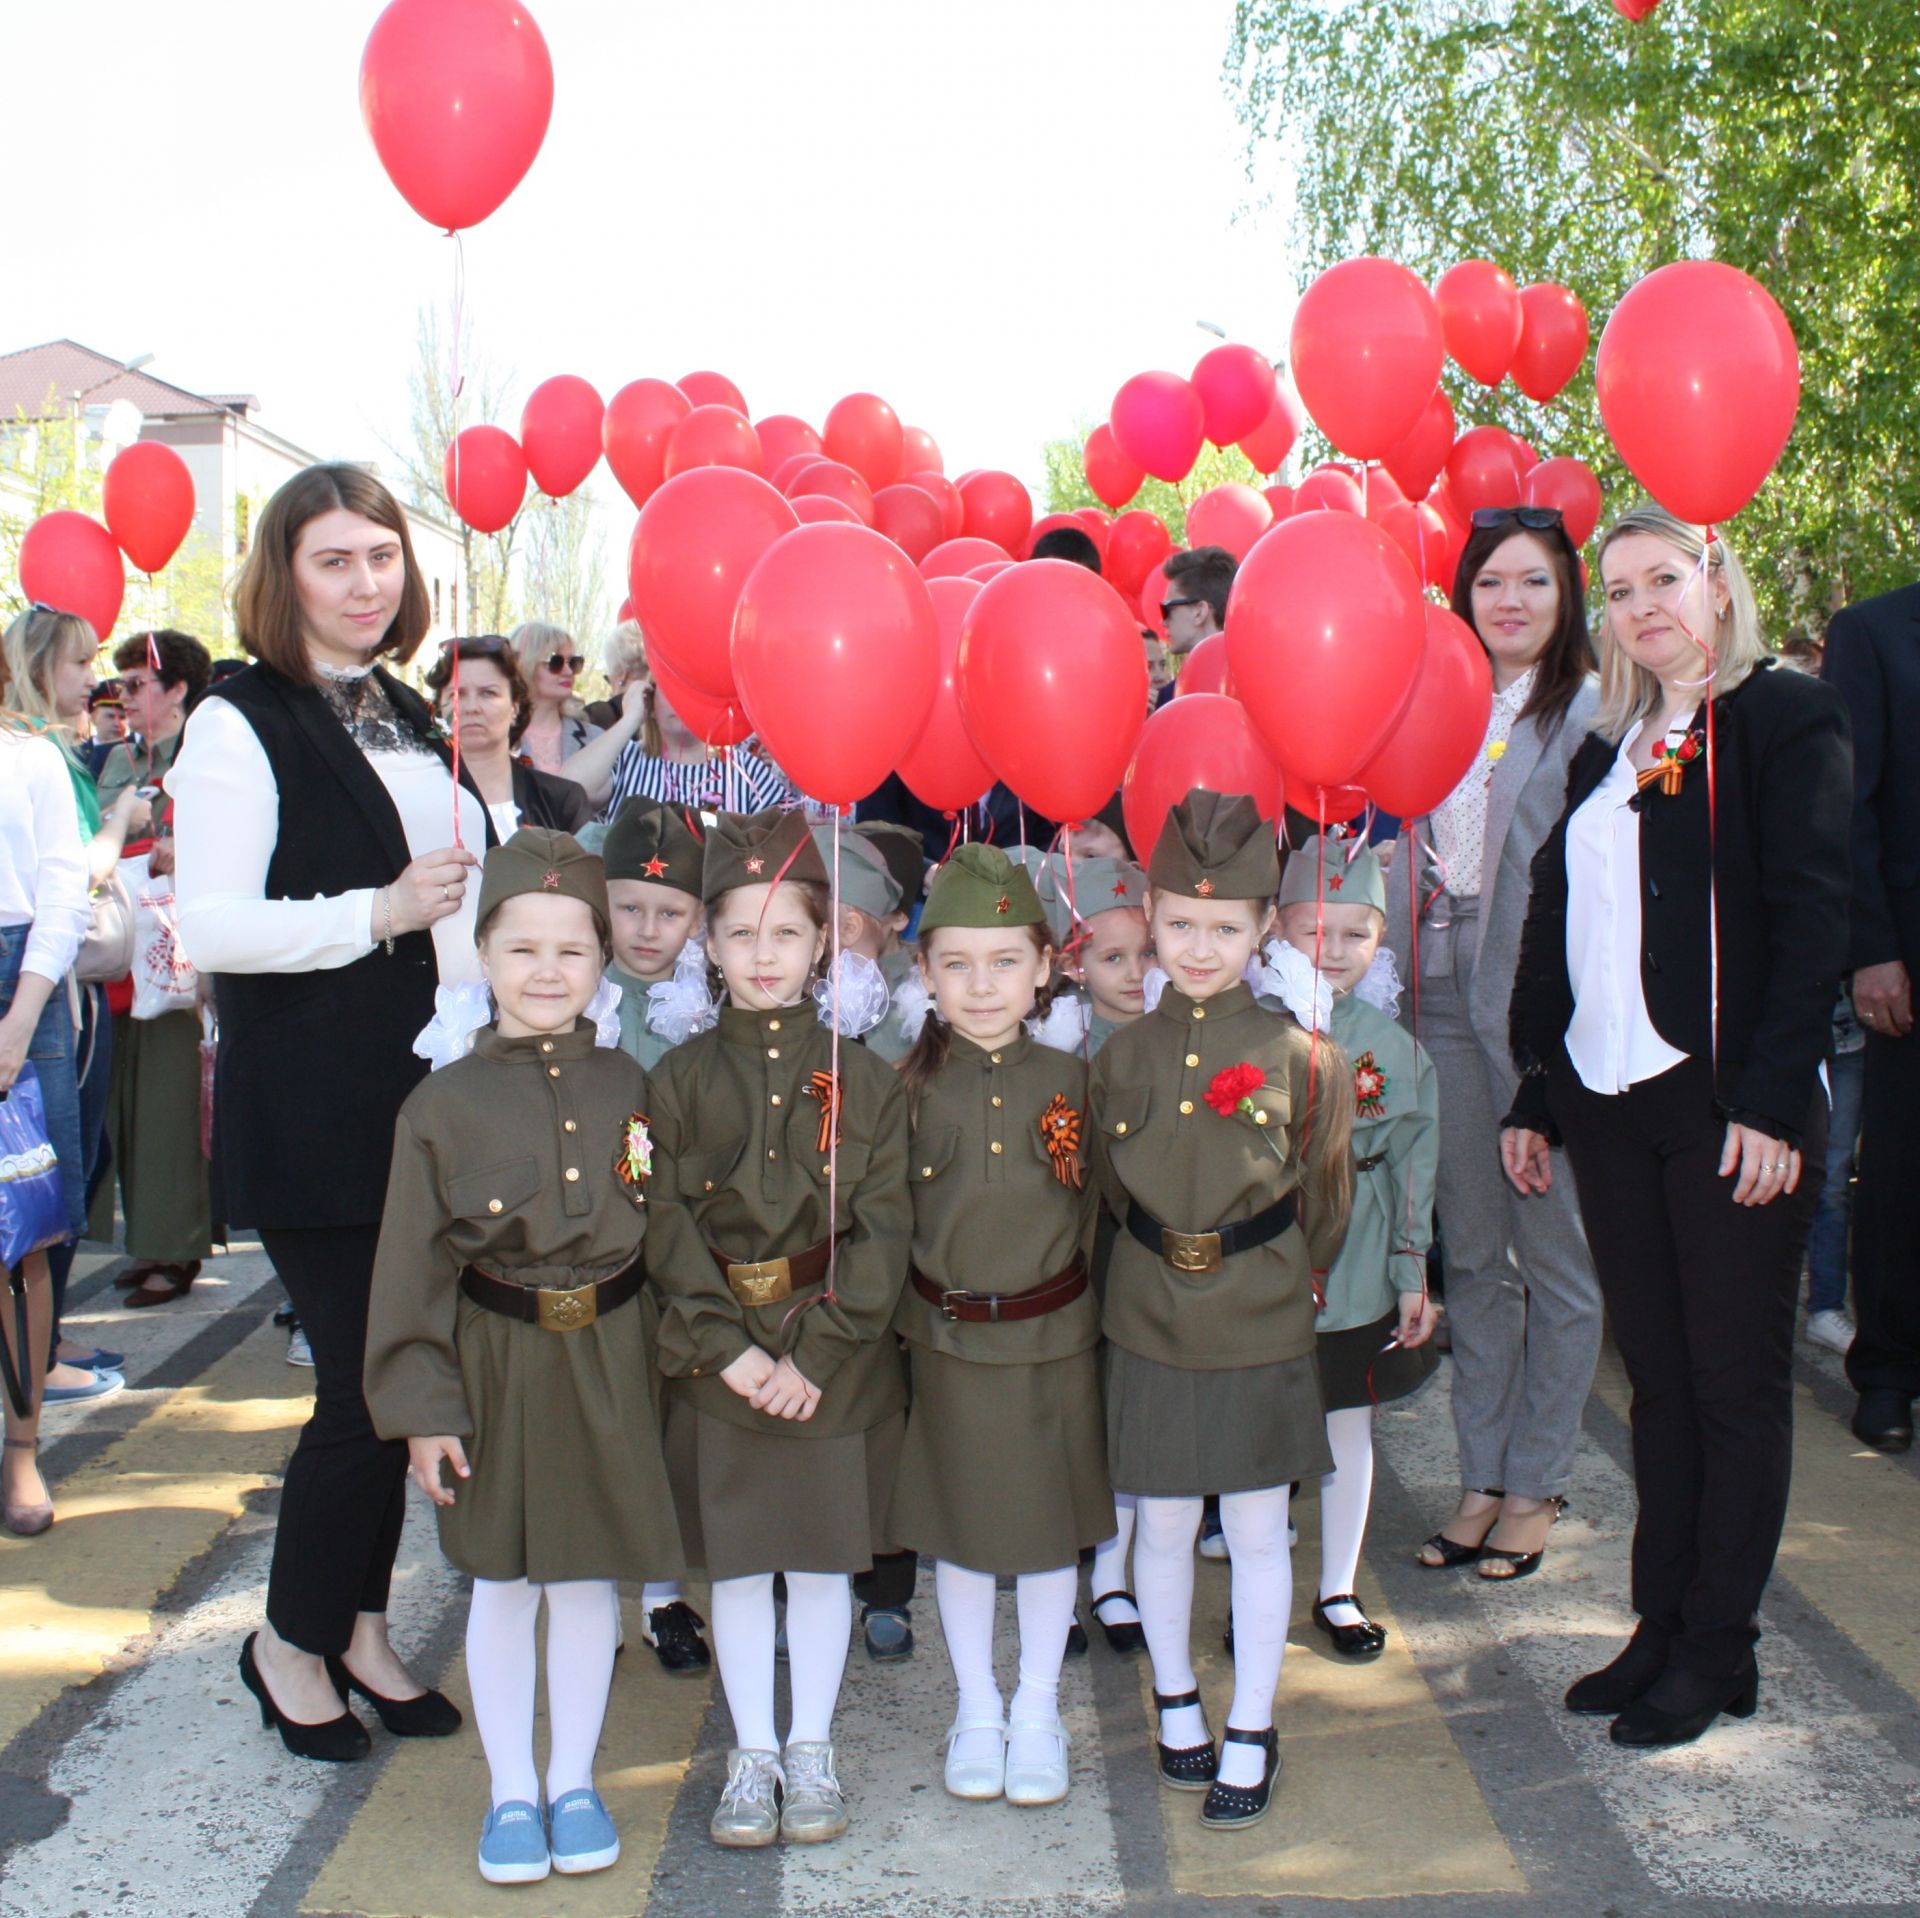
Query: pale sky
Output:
[[3, 0, 1295, 506]]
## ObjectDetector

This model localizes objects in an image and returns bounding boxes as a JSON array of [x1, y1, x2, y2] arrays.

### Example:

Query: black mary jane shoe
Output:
[[1610, 1663, 1759, 1749], [324, 1654, 463, 1737], [239, 1634, 370, 1763], [1312, 1594, 1387, 1660], [1065, 1616, 1090, 1657], [643, 1599, 714, 1676], [1200, 1726, 1281, 1831], [1565, 1633, 1672, 1716], [1091, 1591, 1147, 1656], [1415, 1489, 1506, 1569], [1153, 1687, 1218, 1790]]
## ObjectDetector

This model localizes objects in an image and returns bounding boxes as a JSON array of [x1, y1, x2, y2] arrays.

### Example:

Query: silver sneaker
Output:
[[780, 1740, 849, 1843], [710, 1747, 784, 1848], [1805, 1308, 1856, 1355]]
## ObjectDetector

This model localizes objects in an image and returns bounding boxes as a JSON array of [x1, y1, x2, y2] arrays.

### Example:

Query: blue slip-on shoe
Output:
[[861, 1604, 914, 1661], [477, 1800, 549, 1884], [42, 1368, 125, 1407], [61, 1348, 124, 1372], [547, 1787, 620, 1875]]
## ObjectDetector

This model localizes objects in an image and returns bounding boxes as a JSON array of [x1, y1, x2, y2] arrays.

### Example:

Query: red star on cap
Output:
[[745, 855, 766, 874], [643, 856, 670, 878], [1112, 880, 1130, 899], [995, 895, 1011, 914], [541, 869, 561, 888], [1328, 872, 1344, 891], [1195, 878, 1215, 898]]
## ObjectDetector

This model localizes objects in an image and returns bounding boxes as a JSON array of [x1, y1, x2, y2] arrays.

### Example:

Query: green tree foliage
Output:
[[520, 486, 609, 653], [1041, 430, 1268, 542], [1228, 0, 1920, 629]]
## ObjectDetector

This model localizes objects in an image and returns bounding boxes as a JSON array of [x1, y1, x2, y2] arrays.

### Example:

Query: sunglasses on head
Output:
[[440, 635, 511, 656], [544, 652, 586, 675], [1159, 596, 1204, 620], [1471, 505, 1565, 533]]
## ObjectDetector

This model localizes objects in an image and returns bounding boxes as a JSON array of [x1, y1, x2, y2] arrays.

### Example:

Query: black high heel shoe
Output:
[[1610, 1663, 1759, 1748], [324, 1654, 462, 1737], [1153, 1687, 1218, 1790], [1415, 1489, 1506, 1568], [1312, 1594, 1387, 1660], [238, 1634, 370, 1763], [1091, 1591, 1147, 1655], [1565, 1633, 1671, 1715], [1200, 1726, 1280, 1830], [1476, 1496, 1568, 1582]]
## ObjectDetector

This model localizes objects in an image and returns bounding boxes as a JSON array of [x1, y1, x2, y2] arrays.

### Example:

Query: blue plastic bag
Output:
[[0, 1063, 67, 1268]]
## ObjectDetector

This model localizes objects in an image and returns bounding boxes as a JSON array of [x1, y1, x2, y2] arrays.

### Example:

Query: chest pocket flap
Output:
[[446, 1155, 540, 1221], [680, 1135, 748, 1199], [911, 1124, 962, 1185], [1098, 1086, 1151, 1142]]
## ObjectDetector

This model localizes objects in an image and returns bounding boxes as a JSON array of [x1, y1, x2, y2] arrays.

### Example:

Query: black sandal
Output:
[[1200, 1726, 1280, 1829], [1153, 1687, 1217, 1790], [1091, 1591, 1146, 1655], [1416, 1488, 1506, 1568], [1476, 1496, 1568, 1582], [1312, 1594, 1386, 1659]]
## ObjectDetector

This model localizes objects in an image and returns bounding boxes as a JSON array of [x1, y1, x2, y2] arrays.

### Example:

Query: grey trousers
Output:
[[1418, 904, 1601, 1500]]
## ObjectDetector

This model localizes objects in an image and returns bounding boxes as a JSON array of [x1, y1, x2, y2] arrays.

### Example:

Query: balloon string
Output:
[[1054, 823, 1093, 1068], [825, 810, 843, 1305], [1302, 789, 1328, 1312], [448, 639, 464, 848], [446, 227, 467, 853], [1672, 533, 1721, 1068], [942, 811, 963, 863]]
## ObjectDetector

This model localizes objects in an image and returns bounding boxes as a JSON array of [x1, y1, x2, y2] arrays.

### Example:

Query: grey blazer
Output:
[[1385, 676, 1601, 1065]]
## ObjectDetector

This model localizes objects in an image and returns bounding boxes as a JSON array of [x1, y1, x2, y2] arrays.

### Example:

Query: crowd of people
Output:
[[2, 453, 1913, 1886]]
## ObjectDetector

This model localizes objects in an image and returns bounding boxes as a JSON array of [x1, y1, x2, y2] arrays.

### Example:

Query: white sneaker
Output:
[[286, 1328, 314, 1368], [1804, 1309, 1855, 1355]]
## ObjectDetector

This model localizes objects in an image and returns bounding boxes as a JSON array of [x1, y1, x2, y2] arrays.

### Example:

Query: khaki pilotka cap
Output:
[[1278, 831, 1388, 914], [475, 827, 611, 938], [851, 820, 929, 909], [810, 823, 904, 920], [918, 842, 1048, 933], [1017, 850, 1147, 947], [1146, 790, 1281, 901], [701, 806, 828, 905], [602, 796, 704, 895]]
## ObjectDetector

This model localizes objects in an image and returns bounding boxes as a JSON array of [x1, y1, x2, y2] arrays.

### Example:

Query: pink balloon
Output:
[[1184, 483, 1273, 561], [1262, 484, 1296, 522], [1109, 371, 1206, 483], [1291, 257, 1446, 459], [872, 482, 946, 563], [921, 537, 1012, 579], [1192, 343, 1279, 446], [679, 370, 747, 413], [1294, 466, 1367, 516], [1083, 422, 1146, 508], [958, 471, 1033, 555], [904, 470, 965, 540], [900, 425, 944, 475], [898, 576, 995, 811], [663, 404, 763, 479], [602, 379, 690, 509], [1123, 692, 1284, 865], [1240, 373, 1306, 475], [754, 415, 823, 474], [1106, 510, 1173, 599], [967, 560, 1017, 582], [788, 460, 876, 526], [822, 393, 905, 491], [790, 493, 864, 525], [1381, 386, 1457, 501], [1446, 425, 1536, 515], [1524, 456, 1604, 546], [1174, 631, 1235, 699]]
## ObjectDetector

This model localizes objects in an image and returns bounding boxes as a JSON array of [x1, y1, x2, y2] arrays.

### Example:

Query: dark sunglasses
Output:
[[1470, 505, 1564, 532], [544, 652, 586, 675], [1159, 596, 1204, 620]]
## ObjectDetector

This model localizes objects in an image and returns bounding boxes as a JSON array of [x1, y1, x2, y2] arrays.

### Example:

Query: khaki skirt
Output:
[[889, 1344, 1115, 1575], [664, 1395, 904, 1581], [1317, 1308, 1440, 1413], [1106, 1343, 1332, 1497], [439, 1291, 686, 1586]]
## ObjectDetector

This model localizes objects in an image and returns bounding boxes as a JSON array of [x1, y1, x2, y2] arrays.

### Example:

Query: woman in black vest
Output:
[[172, 465, 487, 1760]]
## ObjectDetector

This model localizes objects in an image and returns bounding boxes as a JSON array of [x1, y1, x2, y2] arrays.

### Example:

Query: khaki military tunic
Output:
[[363, 1022, 685, 1586], [887, 1033, 1113, 1573], [647, 1005, 911, 1577], [609, 962, 676, 1072]]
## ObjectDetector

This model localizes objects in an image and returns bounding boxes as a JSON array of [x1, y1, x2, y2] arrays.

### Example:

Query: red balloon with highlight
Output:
[[103, 442, 196, 574], [520, 375, 604, 498]]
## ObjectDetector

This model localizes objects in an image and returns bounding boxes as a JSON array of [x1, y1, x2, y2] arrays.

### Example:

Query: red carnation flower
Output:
[[1206, 1061, 1267, 1116]]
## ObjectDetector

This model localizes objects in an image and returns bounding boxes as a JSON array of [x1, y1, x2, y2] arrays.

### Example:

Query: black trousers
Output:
[[1551, 1056, 1824, 1680], [1846, 1026, 1920, 1397], [260, 1224, 408, 1656]]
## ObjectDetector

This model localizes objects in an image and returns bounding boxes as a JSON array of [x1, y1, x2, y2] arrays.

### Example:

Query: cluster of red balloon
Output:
[[17, 442, 197, 642]]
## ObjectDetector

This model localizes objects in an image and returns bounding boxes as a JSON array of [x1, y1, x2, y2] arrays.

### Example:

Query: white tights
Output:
[[709, 1571, 851, 1753], [1133, 1486, 1294, 1788], [1318, 1406, 1375, 1627], [1088, 1494, 1140, 1626], [466, 1576, 618, 1809], [933, 1560, 1078, 1766]]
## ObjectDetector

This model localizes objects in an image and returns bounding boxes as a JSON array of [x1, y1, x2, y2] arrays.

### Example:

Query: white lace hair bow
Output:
[[413, 977, 625, 1071]]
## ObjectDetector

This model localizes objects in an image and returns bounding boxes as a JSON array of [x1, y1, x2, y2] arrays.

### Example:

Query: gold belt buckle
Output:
[[535, 1281, 597, 1331], [1161, 1228, 1224, 1277], [727, 1258, 793, 1308]]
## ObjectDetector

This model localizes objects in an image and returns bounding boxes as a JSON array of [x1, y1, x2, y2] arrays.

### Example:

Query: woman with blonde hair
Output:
[[1504, 504, 1851, 1748], [508, 621, 601, 776]]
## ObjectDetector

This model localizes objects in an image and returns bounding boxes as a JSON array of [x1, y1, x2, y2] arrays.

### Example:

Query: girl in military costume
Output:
[[364, 828, 682, 1887], [1089, 791, 1354, 1832], [645, 807, 912, 1850], [888, 844, 1112, 1808], [1268, 833, 1440, 1661]]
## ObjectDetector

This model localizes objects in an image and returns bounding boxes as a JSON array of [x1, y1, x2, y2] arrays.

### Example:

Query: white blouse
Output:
[[169, 694, 484, 988], [0, 731, 91, 986], [1429, 665, 1536, 899], [1564, 722, 1688, 1095]]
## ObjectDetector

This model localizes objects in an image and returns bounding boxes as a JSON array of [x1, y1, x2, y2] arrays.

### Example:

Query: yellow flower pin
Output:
[[1486, 740, 1508, 763]]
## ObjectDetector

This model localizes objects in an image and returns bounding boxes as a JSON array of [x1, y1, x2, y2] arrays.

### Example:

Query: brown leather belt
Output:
[[709, 1235, 842, 1309], [1354, 1150, 1387, 1173], [911, 1254, 1088, 1324], [459, 1256, 644, 1332]]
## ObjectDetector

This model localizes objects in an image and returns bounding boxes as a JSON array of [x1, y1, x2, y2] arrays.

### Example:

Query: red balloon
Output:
[[1513, 283, 1590, 403], [1109, 372, 1205, 484], [1239, 373, 1306, 475], [1595, 260, 1800, 524], [1192, 343, 1279, 447], [603, 379, 690, 508], [967, 560, 1017, 582], [1524, 456, 1604, 546], [1363, 466, 1409, 523], [359, 0, 552, 232], [679, 370, 747, 414], [1174, 631, 1235, 699], [903, 471, 964, 541], [770, 453, 823, 493], [664, 404, 763, 479], [443, 425, 526, 534], [520, 375, 603, 498], [873, 483, 947, 563], [102, 442, 195, 574], [1446, 425, 1535, 515], [732, 523, 940, 808], [822, 393, 905, 492], [1262, 484, 1296, 522], [791, 493, 865, 525], [958, 471, 1033, 555], [789, 460, 876, 526], [1305, 784, 1371, 826], [19, 511, 123, 639], [1226, 511, 1425, 790], [615, 597, 634, 624], [900, 425, 943, 475], [1124, 693, 1284, 864], [1291, 258, 1445, 459], [754, 415, 823, 474], [1435, 260, 1525, 387], [921, 537, 1012, 579], [1294, 466, 1366, 517], [897, 576, 994, 811], [1106, 510, 1172, 599], [1070, 509, 1112, 567], [1024, 511, 1092, 561], [1378, 501, 1451, 589], [1137, 559, 1174, 637], [1615, 0, 1662, 23], [627, 468, 798, 701], [957, 560, 1148, 822], [651, 652, 752, 749], [1357, 605, 1494, 817], [1381, 386, 1457, 500], [1082, 422, 1145, 509], [1185, 483, 1273, 561]]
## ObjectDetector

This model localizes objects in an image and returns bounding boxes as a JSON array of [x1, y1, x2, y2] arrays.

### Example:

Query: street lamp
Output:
[[71, 352, 155, 408]]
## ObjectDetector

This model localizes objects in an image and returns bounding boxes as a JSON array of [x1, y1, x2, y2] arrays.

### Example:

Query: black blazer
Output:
[[510, 758, 593, 834], [1508, 659, 1852, 1147], [1823, 581, 1920, 973], [206, 662, 495, 1230]]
